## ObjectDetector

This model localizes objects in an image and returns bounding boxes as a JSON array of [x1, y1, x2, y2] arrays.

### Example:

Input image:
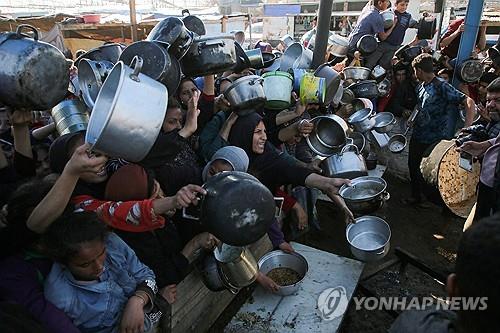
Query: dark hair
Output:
[[167, 97, 181, 110], [455, 214, 500, 332], [43, 211, 108, 264], [486, 77, 500, 93], [395, 0, 409, 4], [480, 72, 497, 85], [412, 53, 434, 73]]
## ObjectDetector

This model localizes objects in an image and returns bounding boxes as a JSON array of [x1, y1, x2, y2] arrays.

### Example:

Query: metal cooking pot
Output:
[[197, 251, 239, 294], [0, 24, 70, 110], [281, 34, 295, 48], [327, 33, 349, 58], [458, 59, 484, 83], [306, 114, 349, 157], [75, 43, 125, 66], [339, 176, 390, 215], [314, 64, 341, 105], [78, 59, 114, 109], [262, 52, 277, 68], [348, 108, 376, 133], [321, 144, 368, 179], [348, 131, 367, 156], [280, 42, 313, 72], [373, 112, 396, 133], [214, 244, 259, 288], [182, 13, 206, 36], [371, 65, 386, 83], [377, 78, 392, 97], [348, 80, 379, 99], [181, 34, 237, 77], [224, 75, 266, 115], [346, 216, 391, 262], [85, 57, 168, 162], [258, 250, 309, 296], [417, 16, 437, 40], [341, 88, 355, 105], [343, 66, 371, 81], [263, 71, 293, 110], [119, 40, 180, 97], [381, 10, 395, 30], [147, 17, 194, 60], [397, 45, 422, 64], [388, 108, 419, 153], [244, 49, 265, 69], [351, 98, 373, 113], [199, 171, 276, 246], [356, 35, 378, 55], [51, 99, 89, 136], [233, 41, 251, 73]]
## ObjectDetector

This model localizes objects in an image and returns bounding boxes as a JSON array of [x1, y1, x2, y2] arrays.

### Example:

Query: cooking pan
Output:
[[356, 35, 377, 55], [348, 80, 379, 99], [182, 11, 206, 36], [147, 16, 194, 60], [75, 43, 125, 66]]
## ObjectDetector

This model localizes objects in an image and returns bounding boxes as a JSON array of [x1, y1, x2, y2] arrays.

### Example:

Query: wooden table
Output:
[[225, 242, 364, 333]]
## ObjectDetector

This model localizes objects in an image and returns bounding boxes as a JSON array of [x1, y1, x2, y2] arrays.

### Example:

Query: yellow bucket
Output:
[[300, 73, 326, 104]]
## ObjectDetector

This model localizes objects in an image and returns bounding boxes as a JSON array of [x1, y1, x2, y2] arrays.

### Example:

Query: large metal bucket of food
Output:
[[85, 57, 168, 162], [51, 99, 89, 136]]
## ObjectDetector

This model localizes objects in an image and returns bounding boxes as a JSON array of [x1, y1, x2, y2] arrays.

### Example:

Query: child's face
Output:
[[207, 159, 233, 179], [395, 1, 409, 13], [67, 239, 106, 281]]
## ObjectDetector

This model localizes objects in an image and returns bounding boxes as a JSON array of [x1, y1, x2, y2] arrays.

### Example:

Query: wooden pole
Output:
[[129, 0, 138, 42]]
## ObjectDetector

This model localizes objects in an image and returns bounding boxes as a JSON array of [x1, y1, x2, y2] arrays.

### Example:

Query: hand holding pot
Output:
[[66, 143, 108, 178], [256, 271, 280, 293], [279, 242, 294, 253], [298, 119, 314, 137], [174, 184, 207, 209], [215, 94, 231, 111]]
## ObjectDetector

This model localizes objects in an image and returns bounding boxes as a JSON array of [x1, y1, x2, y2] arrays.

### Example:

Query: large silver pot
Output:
[[314, 64, 341, 105], [75, 43, 125, 66], [327, 33, 349, 57], [85, 57, 167, 162], [348, 108, 376, 133], [373, 112, 396, 133], [339, 176, 390, 215], [306, 114, 349, 157], [320, 144, 368, 179], [343, 66, 371, 81], [346, 216, 391, 262], [258, 250, 309, 296], [224, 75, 266, 115], [0, 24, 70, 110], [181, 34, 237, 77], [51, 99, 89, 136], [214, 244, 259, 289], [351, 98, 374, 113], [78, 59, 114, 109], [280, 42, 313, 72]]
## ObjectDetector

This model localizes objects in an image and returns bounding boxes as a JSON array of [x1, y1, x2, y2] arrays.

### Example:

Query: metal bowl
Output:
[[373, 112, 396, 133], [388, 134, 407, 153], [339, 176, 390, 215], [258, 250, 309, 296], [343, 66, 371, 81], [346, 216, 391, 262]]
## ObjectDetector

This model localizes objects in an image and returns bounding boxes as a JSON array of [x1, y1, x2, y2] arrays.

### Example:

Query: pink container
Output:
[[83, 14, 101, 24]]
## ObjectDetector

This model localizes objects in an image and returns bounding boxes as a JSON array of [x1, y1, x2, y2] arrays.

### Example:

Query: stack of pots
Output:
[[342, 66, 384, 100]]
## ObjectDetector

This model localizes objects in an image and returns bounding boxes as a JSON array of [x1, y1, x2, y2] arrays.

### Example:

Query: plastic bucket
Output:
[[262, 71, 293, 110], [300, 73, 326, 104]]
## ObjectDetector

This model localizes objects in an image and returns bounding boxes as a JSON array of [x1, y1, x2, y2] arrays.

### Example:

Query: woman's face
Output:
[[162, 107, 183, 132], [66, 239, 106, 281], [252, 121, 267, 154], [178, 80, 200, 105], [207, 159, 233, 178]]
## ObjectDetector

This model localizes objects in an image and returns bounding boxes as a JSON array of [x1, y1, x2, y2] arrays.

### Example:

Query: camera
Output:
[[455, 124, 489, 147]]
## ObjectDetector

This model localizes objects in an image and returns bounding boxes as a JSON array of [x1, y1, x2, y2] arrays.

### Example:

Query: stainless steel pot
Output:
[[458, 59, 484, 83], [244, 49, 265, 69], [214, 244, 259, 288], [85, 57, 168, 162], [343, 66, 371, 81], [280, 34, 295, 48], [348, 80, 379, 99], [182, 13, 206, 36], [224, 75, 266, 115], [51, 99, 89, 136], [314, 64, 341, 105], [351, 98, 373, 113], [348, 108, 376, 133], [78, 59, 114, 109], [371, 65, 386, 83], [280, 42, 313, 72], [147, 17, 194, 60], [320, 144, 368, 179], [327, 33, 349, 57], [307, 114, 349, 157], [181, 34, 237, 77], [339, 176, 390, 215], [348, 131, 367, 156], [373, 112, 396, 133], [356, 35, 378, 55], [197, 251, 239, 294], [388, 108, 419, 153], [258, 250, 309, 296], [346, 216, 391, 262], [0, 24, 70, 110], [381, 10, 395, 29]]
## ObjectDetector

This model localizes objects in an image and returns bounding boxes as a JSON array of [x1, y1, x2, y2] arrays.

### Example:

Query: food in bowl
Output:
[[266, 267, 301, 286]]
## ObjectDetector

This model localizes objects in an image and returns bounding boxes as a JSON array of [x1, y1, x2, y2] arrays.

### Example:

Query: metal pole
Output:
[[312, 0, 333, 69], [452, 0, 485, 88], [434, 0, 446, 48], [129, 0, 138, 42]]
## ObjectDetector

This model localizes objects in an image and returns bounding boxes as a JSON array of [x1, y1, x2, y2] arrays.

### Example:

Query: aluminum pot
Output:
[[224, 75, 266, 115], [147, 16, 194, 60], [307, 114, 349, 157], [357, 35, 378, 55], [343, 66, 371, 81], [348, 108, 376, 133], [119, 40, 180, 97], [181, 34, 237, 77], [258, 250, 309, 296], [371, 65, 386, 83], [280, 42, 313, 72], [327, 33, 349, 58], [182, 13, 206, 36], [458, 59, 484, 83], [51, 99, 89, 136], [244, 49, 265, 69], [346, 216, 391, 262], [341, 88, 355, 105], [263, 71, 293, 110], [197, 251, 239, 294], [417, 16, 437, 40], [397, 45, 422, 64], [320, 144, 368, 179], [78, 59, 114, 109], [85, 57, 168, 162], [348, 80, 379, 99], [348, 131, 367, 156], [0, 24, 70, 110], [262, 52, 277, 68], [351, 98, 373, 113], [381, 10, 395, 29], [373, 112, 396, 133], [75, 43, 125, 66], [281, 34, 295, 48], [339, 176, 390, 215], [215, 244, 259, 288], [314, 64, 341, 105]]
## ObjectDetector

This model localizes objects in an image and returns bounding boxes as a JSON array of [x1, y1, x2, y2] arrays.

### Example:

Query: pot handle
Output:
[[381, 191, 391, 201], [16, 24, 39, 41], [249, 77, 264, 86], [217, 263, 240, 294], [376, 249, 386, 255], [341, 143, 360, 155], [129, 56, 143, 82], [200, 40, 226, 48]]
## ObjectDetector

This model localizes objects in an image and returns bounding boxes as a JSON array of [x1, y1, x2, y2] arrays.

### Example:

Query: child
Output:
[[43, 211, 160, 333]]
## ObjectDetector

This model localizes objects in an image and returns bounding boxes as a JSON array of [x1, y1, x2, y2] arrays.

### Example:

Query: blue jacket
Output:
[[44, 233, 156, 333]]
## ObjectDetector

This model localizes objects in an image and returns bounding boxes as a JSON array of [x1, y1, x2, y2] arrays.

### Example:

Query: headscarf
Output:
[[104, 164, 153, 201], [202, 146, 249, 182]]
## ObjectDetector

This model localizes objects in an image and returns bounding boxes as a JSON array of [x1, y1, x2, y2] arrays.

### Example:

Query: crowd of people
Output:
[[0, 0, 500, 332]]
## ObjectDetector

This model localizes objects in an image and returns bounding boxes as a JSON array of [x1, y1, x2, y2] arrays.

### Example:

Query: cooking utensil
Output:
[[348, 80, 379, 99], [244, 49, 265, 69], [314, 64, 341, 105], [306, 114, 349, 157], [396, 45, 423, 64], [181, 34, 237, 77], [373, 112, 396, 133], [343, 66, 371, 81], [51, 99, 89, 136], [341, 88, 355, 105], [0, 24, 70, 110], [280, 34, 295, 49], [381, 10, 395, 29], [377, 78, 391, 97], [197, 251, 239, 293], [300, 73, 326, 105], [85, 57, 168, 162], [371, 65, 386, 83], [258, 250, 308, 296], [356, 35, 378, 55], [351, 98, 373, 113], [417, 16, 436, 40], [262, 71, 293, 110], [75, 43, 125, 66], [458, 59, 484, 83], [339, 176, 390, 215], [182, 13, 206, 36], [224, 75, 266, 115], [388, 108, 419, 153], [348, 108, 376, 133], [346, 216, 391, 262], [320, 144, 368, 179], [348, 131, 367, 156], [262, 52, 277, 68], [280, 42, 313, 72], [327, 33, 349, 58], [214, 244, 259, 288], [291, 68, 308, 93], [78, 59, 114, 109], [147, 17, 194, 60]]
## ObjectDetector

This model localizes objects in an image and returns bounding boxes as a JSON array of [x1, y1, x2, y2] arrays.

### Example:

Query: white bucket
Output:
[[262, 71, 293, 110]]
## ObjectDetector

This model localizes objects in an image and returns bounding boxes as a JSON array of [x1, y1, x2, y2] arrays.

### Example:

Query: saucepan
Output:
[[224, 75, 266, 115], [78, 59, 114, 109], [306, 114, 349, 157], [339, 176, 390, 215], [147, 17, 194, 60], [343, 66, 371, 81], [388, 108, 419, 153], [346, 216, 391, 262], [373, 112, 396, 133]]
